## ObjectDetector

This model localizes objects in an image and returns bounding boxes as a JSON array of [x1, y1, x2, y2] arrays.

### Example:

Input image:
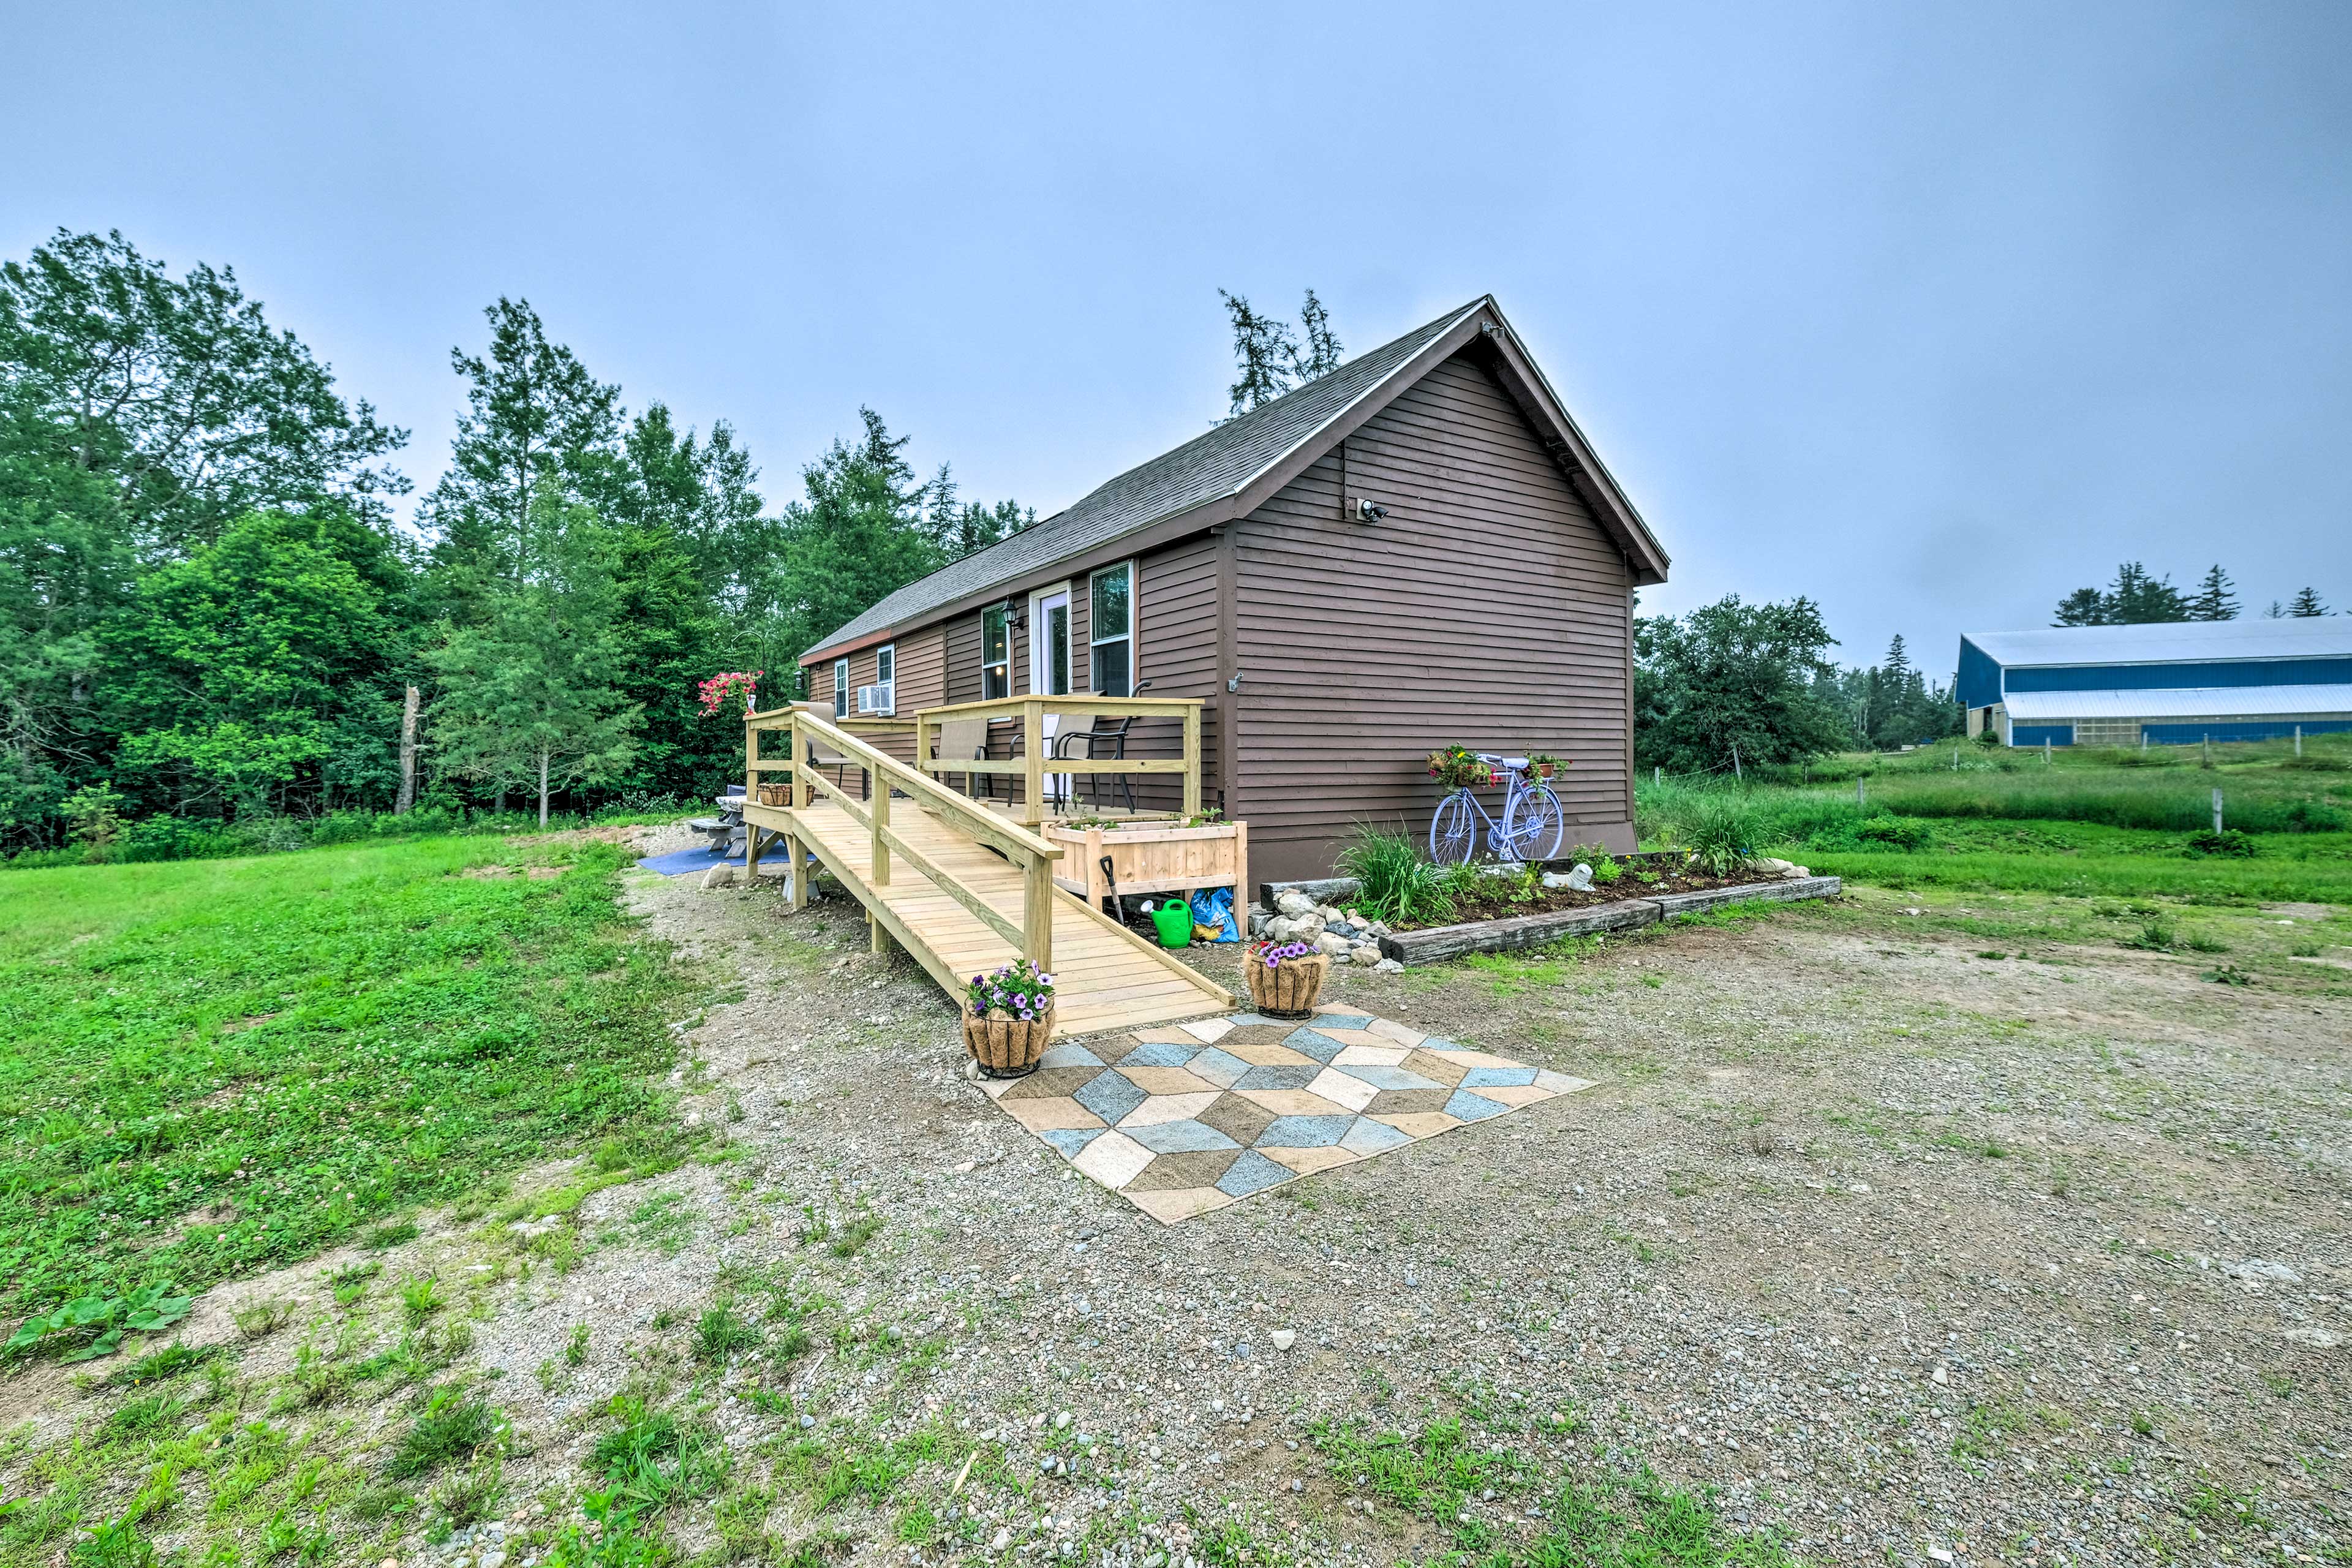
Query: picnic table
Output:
[[690, 789, 748, 856]]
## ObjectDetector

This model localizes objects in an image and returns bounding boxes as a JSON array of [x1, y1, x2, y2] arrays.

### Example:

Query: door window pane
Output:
[[1046, 604, 1069, 694]]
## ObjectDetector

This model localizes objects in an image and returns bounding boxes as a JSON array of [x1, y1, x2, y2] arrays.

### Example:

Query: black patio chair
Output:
[[1052, 680, 1154, 812]]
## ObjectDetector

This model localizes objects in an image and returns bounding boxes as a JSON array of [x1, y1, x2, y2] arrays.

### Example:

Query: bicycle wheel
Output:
[[1429, 791, 1478, 866], [1502, 783, 1565, 862]]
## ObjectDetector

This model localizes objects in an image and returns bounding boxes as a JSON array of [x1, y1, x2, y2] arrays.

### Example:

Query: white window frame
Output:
[[981, 604, 1011, 700], [1028, 581, 1074, 696], [832, 657, 850, 718], [866, 643, 896, 715], [1088, 560, 1136, 698]]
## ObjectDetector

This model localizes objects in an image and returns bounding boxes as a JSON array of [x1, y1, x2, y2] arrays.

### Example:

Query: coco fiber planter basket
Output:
[[962, 1008, 1052, 1078], [1246, 953, 1329, 1019]]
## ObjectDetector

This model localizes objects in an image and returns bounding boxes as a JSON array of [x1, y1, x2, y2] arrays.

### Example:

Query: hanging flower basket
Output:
[[961, 959, 1055, 1077], [1246, 941, 1329, 1019]]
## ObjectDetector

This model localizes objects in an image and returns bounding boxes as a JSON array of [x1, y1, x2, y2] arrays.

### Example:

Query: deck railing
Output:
[[911, 695, 1202, 828], [741, 703, 1065, 973]]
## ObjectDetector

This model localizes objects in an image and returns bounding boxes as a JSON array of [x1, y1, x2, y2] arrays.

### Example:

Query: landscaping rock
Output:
[[1315, 932, 1352, 957], [1350, 942, 1382, 965], [1373, 957, 1403, 973], [699, 863, 735, 889], [1274, 890, 1315, 918]]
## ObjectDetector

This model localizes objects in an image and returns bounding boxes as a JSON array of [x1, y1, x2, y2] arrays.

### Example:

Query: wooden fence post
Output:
[[785, 715, 808, 913], [1023, 853, 1054, 974], [872, 761, 891, 888], [2212, 788, 2223, 834], [1022, 698, 1045, 827], [1182, 704, 1202, 820]]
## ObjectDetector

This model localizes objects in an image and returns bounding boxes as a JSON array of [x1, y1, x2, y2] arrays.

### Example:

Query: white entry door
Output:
[[1031, 589, 1071, 804]]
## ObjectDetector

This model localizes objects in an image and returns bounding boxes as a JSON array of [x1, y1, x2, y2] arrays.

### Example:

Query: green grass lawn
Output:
[[0, 835, 688, 1340], [1640, 741, 2352, 903]]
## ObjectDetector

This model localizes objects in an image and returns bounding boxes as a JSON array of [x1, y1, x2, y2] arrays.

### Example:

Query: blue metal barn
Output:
[[1955, 620, 2352, 747]]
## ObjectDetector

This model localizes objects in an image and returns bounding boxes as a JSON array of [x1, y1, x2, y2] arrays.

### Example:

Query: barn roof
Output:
[[1964, 618, 2352, 669], [2003, 684, 2352, 720], [801, 295, 1666, 662]]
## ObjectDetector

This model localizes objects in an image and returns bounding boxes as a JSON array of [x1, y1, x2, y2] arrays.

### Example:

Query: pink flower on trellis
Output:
[[696, 671, 763, 718]]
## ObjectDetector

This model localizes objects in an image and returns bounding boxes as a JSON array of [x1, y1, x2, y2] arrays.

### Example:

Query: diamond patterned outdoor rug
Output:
[[977, 1003, 1594, 1223]]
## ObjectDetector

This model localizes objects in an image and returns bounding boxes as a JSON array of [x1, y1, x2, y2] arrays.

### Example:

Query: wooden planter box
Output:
[[1044, 820, 1248, 925]]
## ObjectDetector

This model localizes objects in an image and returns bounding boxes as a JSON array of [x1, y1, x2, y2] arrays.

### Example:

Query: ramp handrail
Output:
[[744, 703, 1063, 973]]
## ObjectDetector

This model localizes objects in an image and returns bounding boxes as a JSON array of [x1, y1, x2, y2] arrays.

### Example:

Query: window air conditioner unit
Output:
[[856, 683, 894, 715]]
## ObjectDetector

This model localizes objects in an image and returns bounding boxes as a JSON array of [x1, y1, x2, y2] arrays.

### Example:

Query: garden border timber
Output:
[[1376, 876, 1842, 966]]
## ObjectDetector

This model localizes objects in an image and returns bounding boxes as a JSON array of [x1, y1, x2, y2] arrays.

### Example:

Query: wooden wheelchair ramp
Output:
[[739, 707, 1232, 1040]]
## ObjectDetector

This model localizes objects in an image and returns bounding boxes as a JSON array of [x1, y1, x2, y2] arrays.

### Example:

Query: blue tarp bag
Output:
[[1189, 886, 1239, 942]]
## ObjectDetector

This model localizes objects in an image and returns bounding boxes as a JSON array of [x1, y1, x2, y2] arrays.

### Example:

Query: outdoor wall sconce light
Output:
[[1003, 598, 1025, 630], [1353, 497, 1387, 524]]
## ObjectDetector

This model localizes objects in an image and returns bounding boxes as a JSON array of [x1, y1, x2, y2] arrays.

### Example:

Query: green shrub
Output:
[[2185, 828, 2258, 858], [1338, 826, 1457, 926]]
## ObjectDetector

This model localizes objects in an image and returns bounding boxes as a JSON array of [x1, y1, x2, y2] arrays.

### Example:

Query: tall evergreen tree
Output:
[[2050, 562, 2190, 626], [1290, 289, 1343, 380], [2052, 586, 2109, 627], [2187, 564, 2240, 621], [1218, 291, 1297, 418], [2288, 586, 2331, 617], [772, 410, 944, 669], [421, 298, 621, 595]]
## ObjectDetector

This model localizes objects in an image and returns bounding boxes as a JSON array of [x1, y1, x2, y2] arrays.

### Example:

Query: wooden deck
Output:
[[738, 704, 1232, 1039]]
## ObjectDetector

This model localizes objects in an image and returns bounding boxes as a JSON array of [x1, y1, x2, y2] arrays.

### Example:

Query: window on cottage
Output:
[[832, 657, 850, 718], [1090, 563, 1133, 697], [872, 645, 895, 713], [982, 605, 1011, 699]]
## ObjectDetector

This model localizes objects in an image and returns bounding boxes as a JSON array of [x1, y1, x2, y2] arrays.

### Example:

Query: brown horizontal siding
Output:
[[1234, 350, 1634, 881]]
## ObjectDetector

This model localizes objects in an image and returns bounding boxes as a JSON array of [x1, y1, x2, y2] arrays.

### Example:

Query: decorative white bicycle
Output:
[[1428, 753, 1564, 865]]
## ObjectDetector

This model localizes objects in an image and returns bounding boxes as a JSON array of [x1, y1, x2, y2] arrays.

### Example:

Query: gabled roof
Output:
[[1964, 618, 2352, 669], [801, 295, 1667, 662]]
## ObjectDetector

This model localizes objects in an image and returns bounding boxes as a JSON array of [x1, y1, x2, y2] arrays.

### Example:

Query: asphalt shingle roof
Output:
[[803, 300, 1486, 656]]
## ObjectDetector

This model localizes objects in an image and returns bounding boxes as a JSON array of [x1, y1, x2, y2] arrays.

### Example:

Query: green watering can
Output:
[[1148, 897, 1194, 949]]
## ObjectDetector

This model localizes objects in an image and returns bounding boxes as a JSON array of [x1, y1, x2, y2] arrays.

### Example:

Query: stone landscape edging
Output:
[[1376, 875, 1842, 966]]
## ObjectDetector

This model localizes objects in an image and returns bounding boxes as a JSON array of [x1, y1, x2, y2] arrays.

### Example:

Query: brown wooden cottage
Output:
[[797, 295, 1670, 886]]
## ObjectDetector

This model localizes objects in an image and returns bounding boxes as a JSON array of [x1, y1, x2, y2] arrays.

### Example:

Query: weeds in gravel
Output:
[[590, 1395, 731, 1513], [399, 1275, 443, 1325], [385, 1387, 503, 1478], [693, 1302, 763, 1363], [1311, 1417, 1788, 1564], [830, 1212, 885, 1259]]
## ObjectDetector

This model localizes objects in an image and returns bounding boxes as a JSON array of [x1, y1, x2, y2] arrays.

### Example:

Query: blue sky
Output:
[[10, 0, 2349, 678]]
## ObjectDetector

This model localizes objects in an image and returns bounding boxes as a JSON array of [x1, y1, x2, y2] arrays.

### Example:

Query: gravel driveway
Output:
[[9, 853, 2344, 1568]]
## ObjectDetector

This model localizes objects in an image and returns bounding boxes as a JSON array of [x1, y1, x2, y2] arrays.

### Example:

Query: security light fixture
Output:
[[1354, 498, 1387, 524]]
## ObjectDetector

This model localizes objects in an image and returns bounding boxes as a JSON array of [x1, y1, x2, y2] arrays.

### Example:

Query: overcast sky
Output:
[[11, 0, 2349, 678]]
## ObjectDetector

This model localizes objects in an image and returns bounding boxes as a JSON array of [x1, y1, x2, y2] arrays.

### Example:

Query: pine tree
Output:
[[424, 509, 639, 825], [2108, 562, 2188, 624], [2266, 600, 2285, 619], [2288, 586, 2331, 617], [2052, 586, 2109, 627], [2187, 564, 2239, 621], [1289, 289, 1343, 381], [1218, 291, 1297, 418], [422, 298, 621, 593]]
